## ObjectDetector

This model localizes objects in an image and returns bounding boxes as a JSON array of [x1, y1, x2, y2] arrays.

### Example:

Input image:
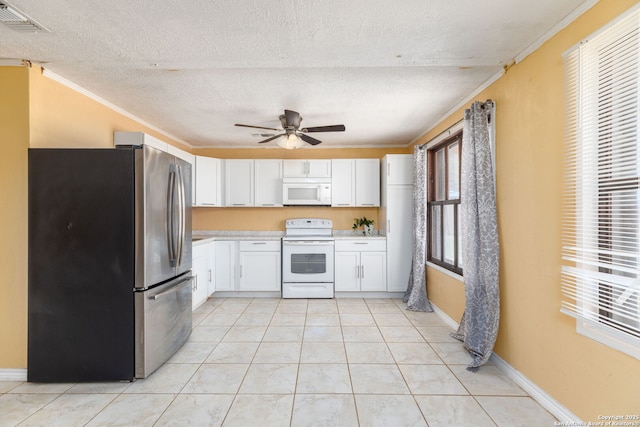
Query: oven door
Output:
[[282, 240, 335, 283]]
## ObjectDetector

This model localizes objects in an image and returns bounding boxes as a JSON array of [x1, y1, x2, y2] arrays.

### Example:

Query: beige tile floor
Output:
[[0, 297, 558, 426]]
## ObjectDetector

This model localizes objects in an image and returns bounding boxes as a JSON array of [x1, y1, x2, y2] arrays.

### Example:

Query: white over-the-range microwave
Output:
[[282, 178, 332, 206]]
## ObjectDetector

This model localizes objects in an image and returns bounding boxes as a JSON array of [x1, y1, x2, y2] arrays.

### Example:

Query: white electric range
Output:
[[281, 218, 335, 299]]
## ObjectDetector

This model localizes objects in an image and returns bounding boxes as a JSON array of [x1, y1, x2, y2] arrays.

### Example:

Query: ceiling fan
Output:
[[235, 109, 345, 148]]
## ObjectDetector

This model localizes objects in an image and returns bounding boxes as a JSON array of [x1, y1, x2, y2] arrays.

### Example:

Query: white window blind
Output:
[[562, 6, 640, 359]]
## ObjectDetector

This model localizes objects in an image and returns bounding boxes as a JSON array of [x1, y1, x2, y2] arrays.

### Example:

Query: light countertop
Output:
[[192, 230, 385, 246]]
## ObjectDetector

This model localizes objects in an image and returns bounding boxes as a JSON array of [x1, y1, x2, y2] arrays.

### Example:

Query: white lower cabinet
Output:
[[213, 239, 281, 292], [238, 241, 281, 291], [335, 239, 386, 292], [192, 242, 214, 309], [214, 241, 236, 291]]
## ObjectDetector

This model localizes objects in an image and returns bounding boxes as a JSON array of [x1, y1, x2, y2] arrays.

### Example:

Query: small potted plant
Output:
[[353, 217, 375, 235]]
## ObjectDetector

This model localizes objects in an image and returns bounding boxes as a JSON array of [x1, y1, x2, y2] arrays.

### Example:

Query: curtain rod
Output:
[[419, 99, 494, 148], [419, 118, 463, 148]]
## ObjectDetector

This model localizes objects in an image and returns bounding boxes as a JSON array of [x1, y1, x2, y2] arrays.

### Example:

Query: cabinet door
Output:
[[331, 159, 355, 206], [307, 160, 331, 178], [214, 241, 236, 291], [206, 246, 215, 296], [360, 252, 387, 291], [195, 156, 222, 206], [384, 154, 413, 185], [283, 160, 307, 178], [283, 159, 331, 178], [386, 186, 414, 292], [225, 159, 254, 206], [238, 251, 281, 291], [254, 159, 283, 206], [355, 159, 380, 207], [335, 252, 360, 292], [192, 251, 209, 309]]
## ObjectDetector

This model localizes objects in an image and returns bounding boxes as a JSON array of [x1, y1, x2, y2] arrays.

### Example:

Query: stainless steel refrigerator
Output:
[[28, 144, 193, 382]]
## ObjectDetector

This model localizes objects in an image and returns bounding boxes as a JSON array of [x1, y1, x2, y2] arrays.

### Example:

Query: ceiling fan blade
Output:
[[235, 123, 280, 131], [299, 133, 322, 146], [301, 125, 346, 133], [258, 134, 284, 144], [284, 110, 301, 128]]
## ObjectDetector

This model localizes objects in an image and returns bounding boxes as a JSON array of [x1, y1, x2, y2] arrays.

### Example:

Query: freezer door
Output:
[[135, 274, 193, 378]]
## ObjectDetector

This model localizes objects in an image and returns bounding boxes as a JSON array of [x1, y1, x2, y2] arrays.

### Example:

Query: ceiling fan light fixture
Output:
[[277, 133, 304, 149]]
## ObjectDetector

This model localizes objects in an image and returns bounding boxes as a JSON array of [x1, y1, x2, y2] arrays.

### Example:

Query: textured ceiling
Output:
[[0, 0, 593, 148]]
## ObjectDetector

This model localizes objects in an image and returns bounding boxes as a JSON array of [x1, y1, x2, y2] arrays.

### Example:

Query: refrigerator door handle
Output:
[[175, 164, 186, 267], [148, 275, 193, 300], [167, 170, 177, 265]]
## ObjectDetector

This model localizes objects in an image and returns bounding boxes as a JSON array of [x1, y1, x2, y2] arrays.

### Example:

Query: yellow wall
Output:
[[0, 66, 30, 368], [418, 0, 639, 420], [0, 65, 188, 369], [28, 67, 188, 150]]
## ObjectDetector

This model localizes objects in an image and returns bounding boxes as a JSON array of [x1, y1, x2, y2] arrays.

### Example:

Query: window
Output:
[[427, 132, 463, 275], [562, 6, 640, 359]]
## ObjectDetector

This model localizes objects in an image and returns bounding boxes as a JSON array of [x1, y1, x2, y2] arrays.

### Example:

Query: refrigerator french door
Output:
[[28, 145, 192, 382]]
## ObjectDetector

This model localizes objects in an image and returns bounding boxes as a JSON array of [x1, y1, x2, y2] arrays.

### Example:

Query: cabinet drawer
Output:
[[239, 240, 281, 251], [335, 239, 386, 252]]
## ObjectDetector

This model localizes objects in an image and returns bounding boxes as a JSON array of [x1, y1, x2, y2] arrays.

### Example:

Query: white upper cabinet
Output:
[[283, 159, 331, 178], [195, 156, 223, 207], [331, 159, 355, 206], [254, 159, 283, 207], [382, 154, 413, 185], [355, 159, 380, 206], [225, 159, 254, 206], [331, 159, 379, 207]]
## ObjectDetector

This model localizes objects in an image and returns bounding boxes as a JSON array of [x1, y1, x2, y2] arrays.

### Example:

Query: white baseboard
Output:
[[489, 353, 581, 423], [430, 302, 582, 423], [0, 369, 27, 382]]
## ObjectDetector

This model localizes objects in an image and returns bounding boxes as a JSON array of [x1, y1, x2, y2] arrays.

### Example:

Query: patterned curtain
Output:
[[403, 145, 432, 312], [451, 100, 499, 371]]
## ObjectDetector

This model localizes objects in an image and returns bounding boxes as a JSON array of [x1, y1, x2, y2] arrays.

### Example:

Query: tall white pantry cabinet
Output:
[[380, 154, 414, 293]]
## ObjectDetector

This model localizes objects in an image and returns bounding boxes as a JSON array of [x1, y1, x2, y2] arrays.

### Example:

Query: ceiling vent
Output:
[[0, 2, 49, 33]]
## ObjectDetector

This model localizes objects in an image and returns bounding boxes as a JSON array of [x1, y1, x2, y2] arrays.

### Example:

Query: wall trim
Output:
[[0, 59, 27, 67], [514, 0, 599, 64], [0, 368, 27, 381], [489, 353, 582, 423], [40, 68, 192, 149], [430, 302, 582, 423]]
